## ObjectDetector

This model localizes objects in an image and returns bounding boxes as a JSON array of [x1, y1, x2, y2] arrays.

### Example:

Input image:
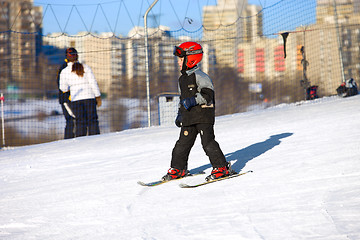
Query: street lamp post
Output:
[[333, 0, 345, 83], [144, 0, 159, 127]]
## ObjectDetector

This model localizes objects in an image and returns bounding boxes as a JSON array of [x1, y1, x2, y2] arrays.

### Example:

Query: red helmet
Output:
[[174, 41, 203, 69]]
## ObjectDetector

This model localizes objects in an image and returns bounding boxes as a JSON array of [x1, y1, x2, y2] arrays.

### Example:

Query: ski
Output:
[[179, 170, 253, 188], [137, 171, 205, 187]]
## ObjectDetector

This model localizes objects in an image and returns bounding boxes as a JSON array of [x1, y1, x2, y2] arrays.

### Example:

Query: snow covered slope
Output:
[[1, 95, 360, 240]]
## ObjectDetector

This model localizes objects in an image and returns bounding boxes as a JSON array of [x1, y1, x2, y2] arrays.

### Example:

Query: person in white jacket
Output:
[[59, 51, 102, 137]]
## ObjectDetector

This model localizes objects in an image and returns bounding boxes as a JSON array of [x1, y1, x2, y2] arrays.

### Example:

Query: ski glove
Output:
[[59, 91, 71, 104], [181, 97, 197, 110], [175, 110, 182, 128]]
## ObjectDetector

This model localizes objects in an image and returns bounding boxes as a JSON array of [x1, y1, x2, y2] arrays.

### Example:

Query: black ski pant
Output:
[[72, 99, 100, 137], [171, 123, 227, 170], [61, 103, 75, 139]]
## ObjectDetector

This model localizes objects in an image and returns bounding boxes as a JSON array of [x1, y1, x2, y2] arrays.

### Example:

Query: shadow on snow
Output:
[[189, 133, 293, 174]]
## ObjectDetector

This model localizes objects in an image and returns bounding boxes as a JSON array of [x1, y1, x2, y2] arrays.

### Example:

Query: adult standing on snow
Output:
[[162, 41, 231, 182], [56, 48, 77, 139], [59, 48, 102, 137]]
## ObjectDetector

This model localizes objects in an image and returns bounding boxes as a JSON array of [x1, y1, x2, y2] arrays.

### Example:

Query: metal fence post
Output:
[[144, 0, 159, 127], [0, 93, 5, 147], [333, 0, 345, 83]]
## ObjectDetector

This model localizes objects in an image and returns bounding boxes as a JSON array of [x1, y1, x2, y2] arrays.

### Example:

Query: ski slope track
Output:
[[1, 95, 360, 240]]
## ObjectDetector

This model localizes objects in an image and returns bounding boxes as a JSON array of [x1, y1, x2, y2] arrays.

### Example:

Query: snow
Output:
[[1, 95, 360, 240]]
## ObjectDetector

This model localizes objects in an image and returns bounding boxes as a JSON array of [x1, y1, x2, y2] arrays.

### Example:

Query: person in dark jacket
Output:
[[162, 41, 231, 182], [56, 48, 77, 139]]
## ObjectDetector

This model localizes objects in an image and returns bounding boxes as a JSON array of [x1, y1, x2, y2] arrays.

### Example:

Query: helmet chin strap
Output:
[[181, 56, 188, 75]]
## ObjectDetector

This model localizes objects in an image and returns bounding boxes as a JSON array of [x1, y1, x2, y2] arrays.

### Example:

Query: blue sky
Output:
[[33, 0, 316, 36]]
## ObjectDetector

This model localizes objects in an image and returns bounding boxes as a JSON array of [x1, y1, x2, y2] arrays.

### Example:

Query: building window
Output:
[[255, 48, 265, 72], [274, 45, 285, 72], [237, 49, 244, 73]]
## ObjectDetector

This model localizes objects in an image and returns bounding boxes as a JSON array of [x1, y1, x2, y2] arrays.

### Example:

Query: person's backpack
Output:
[[306, 86, 318, 100], [337, 78, 358, 97]]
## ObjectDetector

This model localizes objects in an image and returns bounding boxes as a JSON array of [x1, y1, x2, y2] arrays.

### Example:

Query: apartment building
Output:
[[44, 26, 216, 98], [202, 0, 262, 68], [234, 0, 360, 97], [315, 0, 360, 90], [0, 0, 42, 90]]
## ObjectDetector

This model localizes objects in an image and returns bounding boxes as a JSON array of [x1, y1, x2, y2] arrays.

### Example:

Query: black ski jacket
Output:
[[56, 61, 70, 104], [178, 66, 215, 126]]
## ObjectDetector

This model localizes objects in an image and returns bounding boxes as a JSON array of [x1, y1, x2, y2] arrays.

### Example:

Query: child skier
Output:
[[162, 41, 231, 182]]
